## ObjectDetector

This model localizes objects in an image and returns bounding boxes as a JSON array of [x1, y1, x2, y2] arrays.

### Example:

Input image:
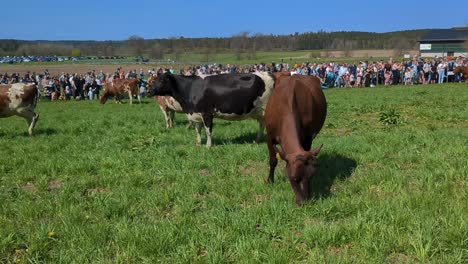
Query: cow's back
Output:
[[0, 83, 38, 117], [198, 73, 274, 119], [265, 75, 326, 140], [291, 75, 326, 135]]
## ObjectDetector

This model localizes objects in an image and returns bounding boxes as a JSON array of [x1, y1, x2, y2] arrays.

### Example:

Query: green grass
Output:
[[0, 84, 467, 263]]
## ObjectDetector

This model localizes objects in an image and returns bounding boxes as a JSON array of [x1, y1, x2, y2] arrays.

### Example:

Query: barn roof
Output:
[[420, 27, 468, 42]]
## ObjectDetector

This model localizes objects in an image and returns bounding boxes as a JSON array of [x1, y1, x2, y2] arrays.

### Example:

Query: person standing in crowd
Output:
[[75, 74, 85, 100], [437, 59, 446, 84], [423, 60, 431, 84], [93, 78, 101, 100], [447, 58, 455, 82]]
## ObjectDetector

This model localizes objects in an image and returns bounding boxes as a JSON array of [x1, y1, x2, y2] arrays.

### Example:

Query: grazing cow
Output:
[[148, 72, 275, 146], [265, 74, 327, 205], [453, 66, 468, 81], [0, 83, 39, 136], [100, 78, 141, 104]]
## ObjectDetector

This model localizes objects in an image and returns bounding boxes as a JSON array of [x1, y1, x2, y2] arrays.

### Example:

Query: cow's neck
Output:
[[170, 75, 197, 112], [279, 109, 304, 155]]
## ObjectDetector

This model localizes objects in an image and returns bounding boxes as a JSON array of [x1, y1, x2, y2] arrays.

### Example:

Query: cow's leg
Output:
[[168, 110, 175, 128], [128, 91, 133, 105], [17, 110, 38, 136], [30, 112, 39, 132], [137, 94, 141, 104], [195, 122, 203, 145], [160, 106, 170, 129], [186, 120, 193, 129], [267, 135, 278, 183], [202, 114, 214, 147], [256, 119, 265, 143]]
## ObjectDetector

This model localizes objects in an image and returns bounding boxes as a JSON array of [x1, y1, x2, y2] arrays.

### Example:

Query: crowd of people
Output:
[[0, 55, 466, 101]]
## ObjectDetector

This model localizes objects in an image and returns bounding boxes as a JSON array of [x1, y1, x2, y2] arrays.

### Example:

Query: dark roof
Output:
[[420, 27, 468, 42]]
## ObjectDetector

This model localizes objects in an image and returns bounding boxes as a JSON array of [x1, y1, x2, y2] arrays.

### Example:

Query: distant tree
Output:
[[105, 44, 114, 57], [71, 49, 81, 57], [464, 40, 468, 55], [127, 35, 145, 56], [231, 32, 249, 61], [150, 42, 164, 59]]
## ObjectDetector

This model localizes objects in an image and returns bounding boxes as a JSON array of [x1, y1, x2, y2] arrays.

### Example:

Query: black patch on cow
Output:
[[151, 73, 266, 116]]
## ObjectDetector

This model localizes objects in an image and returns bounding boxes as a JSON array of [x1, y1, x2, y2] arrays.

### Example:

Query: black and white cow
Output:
[[148, 72, 275, 147]]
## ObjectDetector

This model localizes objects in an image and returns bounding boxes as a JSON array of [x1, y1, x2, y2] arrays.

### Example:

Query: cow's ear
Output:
[[310, 144, 322, 157], [272, 144, 286, 161]]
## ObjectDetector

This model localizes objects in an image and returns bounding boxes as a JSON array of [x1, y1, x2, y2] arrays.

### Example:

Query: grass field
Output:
[[0, 83, 467, 263]]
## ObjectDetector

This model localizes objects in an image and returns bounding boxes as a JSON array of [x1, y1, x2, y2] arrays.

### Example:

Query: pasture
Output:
[[0, 83, 467, 263]]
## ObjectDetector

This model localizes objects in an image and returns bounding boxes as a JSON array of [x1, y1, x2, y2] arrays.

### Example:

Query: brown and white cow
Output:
[[148, 75, 192, 129], [265, 74, 327, 205], [0, 83, 39, 136], [100, 78, 141, 105]]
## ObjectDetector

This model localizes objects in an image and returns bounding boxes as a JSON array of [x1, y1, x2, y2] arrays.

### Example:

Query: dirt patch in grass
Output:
[[240, 161, 265, 176], [85, 187, 109, 196], [327, 243, 354, 256], [47, 180, 63, 191], [21, 182, 37, 193], [386, 252, 416, 264], [368, 185, 395, 198], [199, 168, 209, 176], [335, 128, 352, 136]]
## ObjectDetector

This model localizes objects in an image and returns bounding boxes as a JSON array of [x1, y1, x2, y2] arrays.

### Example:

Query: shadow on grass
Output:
[[311, 152, 357, 199], [22, 128, 58, 137], [220, 131, 265, 144]]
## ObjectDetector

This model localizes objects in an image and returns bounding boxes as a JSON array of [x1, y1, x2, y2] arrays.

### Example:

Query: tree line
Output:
[[0, 29, 430, 58]]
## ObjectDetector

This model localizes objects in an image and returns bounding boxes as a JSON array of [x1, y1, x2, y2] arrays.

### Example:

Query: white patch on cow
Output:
[[165, 96, 183, 112], [211, 72, 275, 121], [252, 71, 275, 117], [7, 83, 25, 109], [187, 113, 204, 123]]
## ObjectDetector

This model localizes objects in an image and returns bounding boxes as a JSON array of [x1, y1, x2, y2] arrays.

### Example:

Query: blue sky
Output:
[[3, 0, 467, 40]]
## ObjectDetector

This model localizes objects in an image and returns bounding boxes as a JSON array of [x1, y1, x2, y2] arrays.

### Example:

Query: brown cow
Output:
[[265, 74, 327, 205], [453, 66, 468, 81], [0, 83, 39, 136], [100, 78, 141, 105]]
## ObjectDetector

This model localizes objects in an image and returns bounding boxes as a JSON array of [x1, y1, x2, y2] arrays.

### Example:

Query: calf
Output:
[[148, 72, 274, 147], [0, 83, 39, 136], [453, 66, 468, 81], [148, 75, 191, 129], [100, 78, 141, 105], [265, 74, 327, 205]]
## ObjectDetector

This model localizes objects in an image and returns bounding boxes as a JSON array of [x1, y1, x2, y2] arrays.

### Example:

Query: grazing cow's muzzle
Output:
[[290, 177, 312, 205]]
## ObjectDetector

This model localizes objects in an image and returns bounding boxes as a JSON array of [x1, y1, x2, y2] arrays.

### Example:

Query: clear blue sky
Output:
[[3, 0, 467, 41]]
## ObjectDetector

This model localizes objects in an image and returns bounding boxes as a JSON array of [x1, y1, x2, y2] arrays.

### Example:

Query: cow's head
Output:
[[148, 72, 174, 97], [274, 145, 322, 205]]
